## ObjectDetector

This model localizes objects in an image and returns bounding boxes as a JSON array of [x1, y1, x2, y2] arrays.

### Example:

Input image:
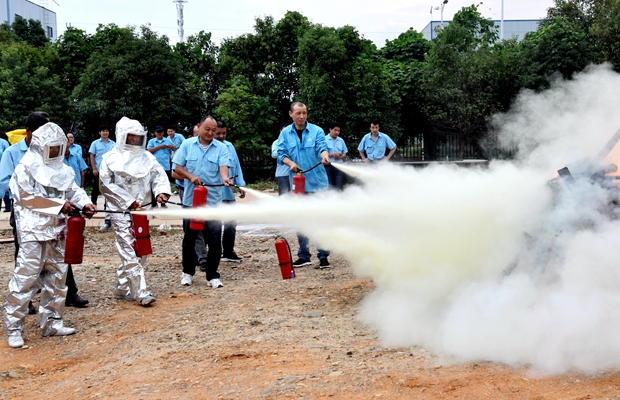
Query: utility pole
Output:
[[6, 0, 11, 25], [173, 0, 187, 43], [432, 0, 449, 27], [500, 0, 504, 40]]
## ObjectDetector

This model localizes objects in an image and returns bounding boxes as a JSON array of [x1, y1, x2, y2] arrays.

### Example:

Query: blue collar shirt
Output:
[[276, 122, 328, 193], [325, 134, 348, 163], [271, 140, 290, 178], [0, 139, 28, 198], [147, 137, 174, 171], [222, 140, 246, 201], [168, 133, 184, 149], [357, 132, 396, 161], [69, 143, 83, 157], [89, 138, 116, 170], [63, 152, 88, 186], [172, 137, 230, 206]]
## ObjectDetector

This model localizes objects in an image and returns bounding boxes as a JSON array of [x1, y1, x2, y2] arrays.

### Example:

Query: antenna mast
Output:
[[173, 0, 188, 43]]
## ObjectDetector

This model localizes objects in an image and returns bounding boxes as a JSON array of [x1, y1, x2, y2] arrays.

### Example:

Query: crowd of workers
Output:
[[0, 102, 397, 348]]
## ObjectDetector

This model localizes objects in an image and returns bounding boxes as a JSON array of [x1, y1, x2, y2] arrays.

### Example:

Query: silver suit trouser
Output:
[[112, 218, 150, 301], [4, 240, 68, 337]]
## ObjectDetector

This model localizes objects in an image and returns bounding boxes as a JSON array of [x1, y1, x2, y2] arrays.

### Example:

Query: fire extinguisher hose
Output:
[[275, 235, 294, 268], [298, 162, 322, 174]]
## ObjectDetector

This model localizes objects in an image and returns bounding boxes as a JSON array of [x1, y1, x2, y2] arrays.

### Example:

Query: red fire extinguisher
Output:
[[292, 172, 305, 194], [65, 213, 86, 264], [275, 237, 295, 280], [189, 185, 208, 230], [132, 206, 152, 257]]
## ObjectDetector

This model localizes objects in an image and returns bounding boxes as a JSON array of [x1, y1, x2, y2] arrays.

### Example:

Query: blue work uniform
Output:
[[271, 141, 290, 178], [325, 134, 348, 163], [172, 136, 230, 206], [69, 143, 83, 157], [88, 138, 116, 170], [222, 140, 246, 201], [147, 137, 174, 171], [63, 152, 88, 186], [0, 139, 28, 198], [276, 122, 328, 193], [357, 132, 396, 161], [168, 133, 184, 149]]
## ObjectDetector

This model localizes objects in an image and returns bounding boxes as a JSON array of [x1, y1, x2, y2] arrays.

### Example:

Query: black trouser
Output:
[[182, 218, 222, 281], [221, 200, 236, 255], [325, 164, 344, 190], [91, 176, 108, 217], [276, 176, 291, 195], [10, 207, 79, 296]]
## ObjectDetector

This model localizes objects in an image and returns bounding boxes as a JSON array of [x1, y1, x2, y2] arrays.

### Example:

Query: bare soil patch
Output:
[[1, 226, 620, 399]]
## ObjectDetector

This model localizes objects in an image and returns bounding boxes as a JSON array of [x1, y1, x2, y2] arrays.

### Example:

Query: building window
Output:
[[47, 26, 53, 38]]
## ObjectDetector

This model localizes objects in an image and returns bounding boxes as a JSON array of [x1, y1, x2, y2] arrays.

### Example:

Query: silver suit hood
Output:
[[20, 122, 74, 190]]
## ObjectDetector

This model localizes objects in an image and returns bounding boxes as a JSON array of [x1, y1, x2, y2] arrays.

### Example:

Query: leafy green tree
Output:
[[0, 41, 66, 132], [518, 18, 591, 90], [11, 16, 49, 47], [379, 29, 430, 156], [298, 24, 401, 147], [421, 5, 502, 159], [218, 11, 311, 132], [215, 76, 275, 152], [72, 24, 195, 141], [173, 31, 219, 117], [379, 28, 429, 63]]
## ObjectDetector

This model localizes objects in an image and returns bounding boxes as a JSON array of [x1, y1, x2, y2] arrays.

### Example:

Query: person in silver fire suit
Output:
[[98, 117, 171, 307], [4, 122, 96, 349]]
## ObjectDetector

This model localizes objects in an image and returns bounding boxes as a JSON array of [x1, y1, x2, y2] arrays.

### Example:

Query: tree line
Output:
[[1, 0, 619, 168]]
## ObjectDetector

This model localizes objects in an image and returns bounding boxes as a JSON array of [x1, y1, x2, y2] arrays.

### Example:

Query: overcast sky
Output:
[[50, 0, 555, 47]]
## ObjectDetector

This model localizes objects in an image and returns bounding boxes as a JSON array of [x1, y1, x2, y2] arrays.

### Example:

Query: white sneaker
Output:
[[8, 335, 24, 348], [54, 327, 76, 336], [208, 278, 223, 288], [181, 273, 192, 286]]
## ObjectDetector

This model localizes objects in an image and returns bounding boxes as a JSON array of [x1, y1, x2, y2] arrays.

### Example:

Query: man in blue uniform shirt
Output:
[[277, 101, 332, 269], [172, 116, 233, 289], [63, 140, 88, 187], [147, 126, 175, 208], [324, 122, 348, 190], [358, 119, 397, 162], [167, 127, 184, 152], [89, 124, 116, 230], [214, 120, 246, 263]]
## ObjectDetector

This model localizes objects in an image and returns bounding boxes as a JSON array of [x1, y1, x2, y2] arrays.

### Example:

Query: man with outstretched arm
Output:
[[173, 116, 233, 288]]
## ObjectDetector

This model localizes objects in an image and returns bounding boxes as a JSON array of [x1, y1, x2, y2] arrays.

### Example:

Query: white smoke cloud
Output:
[[149, 64, 620, 373]]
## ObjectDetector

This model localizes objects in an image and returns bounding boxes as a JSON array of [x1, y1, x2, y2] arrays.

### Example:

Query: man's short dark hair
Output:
[[329, 122, 341, 130], [216, 120, 226, 128], [290, 101, 306, 112], [370, 119, 380, 127], [200, 115, 216, 125], [25, 111, 50, 132], [166, 126, 175, 131], [98, 124, 109, 132]]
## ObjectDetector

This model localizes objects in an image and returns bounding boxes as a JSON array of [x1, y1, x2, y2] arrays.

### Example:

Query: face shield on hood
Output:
[[116, 117, 147, 153]]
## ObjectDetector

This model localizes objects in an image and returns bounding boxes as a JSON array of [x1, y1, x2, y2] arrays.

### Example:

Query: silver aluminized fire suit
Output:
[[99, 117, 171, 302], [4, 123, 91, 337]]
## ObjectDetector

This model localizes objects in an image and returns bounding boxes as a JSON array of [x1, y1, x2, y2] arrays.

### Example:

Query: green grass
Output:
[[247, 179, 278, 191]]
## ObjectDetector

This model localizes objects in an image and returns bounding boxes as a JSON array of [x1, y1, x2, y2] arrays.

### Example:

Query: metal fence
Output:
[[239, 133, 485, 182]]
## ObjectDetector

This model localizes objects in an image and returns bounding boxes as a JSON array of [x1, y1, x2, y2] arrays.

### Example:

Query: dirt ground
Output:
[[1, 225, 620, 400]]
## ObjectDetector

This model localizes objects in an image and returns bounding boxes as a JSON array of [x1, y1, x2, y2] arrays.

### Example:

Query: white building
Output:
[[1, 0, 57, 41], [422, 19, 540, 41]]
